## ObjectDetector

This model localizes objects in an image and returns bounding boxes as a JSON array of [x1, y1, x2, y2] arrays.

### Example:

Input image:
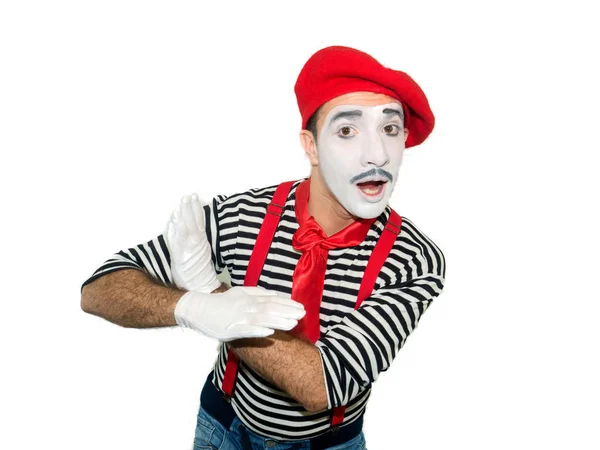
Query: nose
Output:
[[360, 133, 390, 167]]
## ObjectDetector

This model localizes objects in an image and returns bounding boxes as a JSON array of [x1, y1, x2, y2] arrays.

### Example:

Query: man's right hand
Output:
[[166, 194, 221, 293], [174, 286, 306, 341]]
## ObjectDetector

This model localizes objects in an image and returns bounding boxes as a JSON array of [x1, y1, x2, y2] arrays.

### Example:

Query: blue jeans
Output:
[[193, 405, 367, 450]]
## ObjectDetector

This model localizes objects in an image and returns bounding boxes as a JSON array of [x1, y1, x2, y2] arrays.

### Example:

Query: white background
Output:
[[1, 1, 599, 449]]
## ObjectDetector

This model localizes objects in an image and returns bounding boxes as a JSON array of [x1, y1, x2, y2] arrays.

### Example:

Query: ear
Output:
[[299, 130, 319, 166], [403, 128, 409, 143]]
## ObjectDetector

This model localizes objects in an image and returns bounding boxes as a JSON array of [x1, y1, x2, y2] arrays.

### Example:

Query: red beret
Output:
[[294, 46, 435, 148]]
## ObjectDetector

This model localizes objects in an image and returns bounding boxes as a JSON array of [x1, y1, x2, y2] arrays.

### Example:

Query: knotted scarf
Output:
[[290, 179, 376, 343]]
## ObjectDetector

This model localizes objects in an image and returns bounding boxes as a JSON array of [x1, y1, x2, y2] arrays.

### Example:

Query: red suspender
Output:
[[355, 209, 402, 309], [221, 352, 239, 399], [221, 181, 295, 399], [330, 209, 402, 427], [244, 181, 295, 286], [330, 405, 348, 427]]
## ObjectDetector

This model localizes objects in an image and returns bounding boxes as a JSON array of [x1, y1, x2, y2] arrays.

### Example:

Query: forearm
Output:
[[229, 331, 328, 412], [80, 269, 185, 328]]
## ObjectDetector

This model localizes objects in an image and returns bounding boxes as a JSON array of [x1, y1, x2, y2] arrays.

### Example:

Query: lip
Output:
[[354, 173, 390, 184], [356, 179, 388, 203]]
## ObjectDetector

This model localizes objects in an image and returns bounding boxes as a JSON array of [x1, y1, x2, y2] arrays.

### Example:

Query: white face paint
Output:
[[316, 102, 406, 219]]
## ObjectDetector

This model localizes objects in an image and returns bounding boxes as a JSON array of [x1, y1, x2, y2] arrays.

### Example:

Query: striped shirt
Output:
[[82, 179, 446, 440]]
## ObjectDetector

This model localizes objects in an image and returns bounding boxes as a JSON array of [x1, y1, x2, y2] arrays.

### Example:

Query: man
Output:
[[81, 46, 446, 449]]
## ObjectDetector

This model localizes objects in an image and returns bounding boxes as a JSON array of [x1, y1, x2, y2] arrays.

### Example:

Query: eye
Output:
[[337, 126, 357, 138], [383, 124, 400, 136]]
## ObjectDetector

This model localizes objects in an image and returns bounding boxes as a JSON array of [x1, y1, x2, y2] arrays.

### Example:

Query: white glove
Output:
[[166, 194, 220, 293], [174, 286, 306, 341]]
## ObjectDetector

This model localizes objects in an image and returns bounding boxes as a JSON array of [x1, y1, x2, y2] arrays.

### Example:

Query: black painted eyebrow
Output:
[[382, 108, 404, 120], [330, 110, 363, 123]]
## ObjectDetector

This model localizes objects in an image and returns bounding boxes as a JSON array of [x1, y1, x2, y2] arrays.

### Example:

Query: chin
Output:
[[346, 200, 388, 220]]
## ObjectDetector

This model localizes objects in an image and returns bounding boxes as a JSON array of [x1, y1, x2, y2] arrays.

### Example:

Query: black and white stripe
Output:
[[82, 180, 446, 440]]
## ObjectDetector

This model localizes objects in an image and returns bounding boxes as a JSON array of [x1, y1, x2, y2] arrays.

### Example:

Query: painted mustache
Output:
[[349, 168, 393, 184]]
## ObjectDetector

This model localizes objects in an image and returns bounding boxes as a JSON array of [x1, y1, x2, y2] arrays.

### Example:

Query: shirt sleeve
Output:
[[80, 195, 228, 291], [315, 268, 445, 409]]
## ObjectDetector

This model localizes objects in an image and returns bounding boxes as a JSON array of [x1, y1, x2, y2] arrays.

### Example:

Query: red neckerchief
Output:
[[290, 178, 376, 343]]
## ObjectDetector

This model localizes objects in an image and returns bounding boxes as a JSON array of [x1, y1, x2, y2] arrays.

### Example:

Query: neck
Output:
[[308, 168, 356, 236]]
